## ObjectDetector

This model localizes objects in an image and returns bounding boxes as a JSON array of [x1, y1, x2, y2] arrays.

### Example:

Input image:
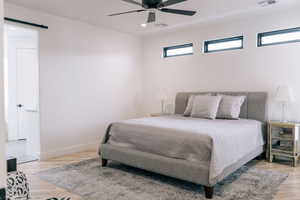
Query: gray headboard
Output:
[[175, 92, 269, 122]]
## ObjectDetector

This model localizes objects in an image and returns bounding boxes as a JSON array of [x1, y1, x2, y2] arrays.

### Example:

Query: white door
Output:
[[16, 48, 39, 142], [5, 24, 40, 160]]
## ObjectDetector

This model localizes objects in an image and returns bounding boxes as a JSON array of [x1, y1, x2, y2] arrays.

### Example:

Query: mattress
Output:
[[105, 115, 265, 181]]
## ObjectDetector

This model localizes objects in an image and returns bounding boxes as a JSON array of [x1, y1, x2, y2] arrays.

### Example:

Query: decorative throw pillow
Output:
[[183, 95, 196, 116], [7, 171, 30, 200], [183, 94, 210, 116], [191, 95, 222, 119], [216, 95, 246, 119]]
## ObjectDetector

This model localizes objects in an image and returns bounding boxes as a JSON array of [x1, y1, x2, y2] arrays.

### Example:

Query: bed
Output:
[[99, 92, 268, 199]]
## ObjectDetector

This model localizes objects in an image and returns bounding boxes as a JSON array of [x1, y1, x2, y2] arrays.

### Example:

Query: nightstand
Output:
[[267, 121, 300, 167]]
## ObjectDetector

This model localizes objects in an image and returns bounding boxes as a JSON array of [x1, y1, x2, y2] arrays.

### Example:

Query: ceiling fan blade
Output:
[[147, 12, 156, 23], [108, 9, 146, 16], [121, 0, 143, 7], [160, 8, 196, 16], [158, 0, 187, 7]]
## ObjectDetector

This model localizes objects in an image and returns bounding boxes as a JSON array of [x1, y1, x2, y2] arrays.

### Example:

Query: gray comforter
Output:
[[104, 115, 264, 182]]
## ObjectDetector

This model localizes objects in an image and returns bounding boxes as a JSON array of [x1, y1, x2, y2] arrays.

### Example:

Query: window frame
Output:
[[204, 36, 244, 53], [257, 27, 300, 47], [163, 43, 193, 58]]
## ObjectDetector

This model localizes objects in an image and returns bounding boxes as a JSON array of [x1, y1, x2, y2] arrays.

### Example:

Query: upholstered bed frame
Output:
[[100, 92, 268, 199]]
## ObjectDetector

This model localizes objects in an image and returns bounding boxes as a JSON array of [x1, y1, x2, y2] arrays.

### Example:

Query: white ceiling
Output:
[[5, 0, 299, 35]]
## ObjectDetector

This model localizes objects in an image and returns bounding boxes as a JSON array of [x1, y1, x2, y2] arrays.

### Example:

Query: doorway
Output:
[[4, 24, 40, 164]]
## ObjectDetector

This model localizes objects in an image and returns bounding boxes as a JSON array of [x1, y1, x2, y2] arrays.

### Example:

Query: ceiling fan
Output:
[[108, 0, 196, 24]]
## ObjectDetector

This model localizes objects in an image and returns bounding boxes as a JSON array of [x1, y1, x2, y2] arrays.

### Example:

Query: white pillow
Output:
[[217, 95, 246, 119], [183, 94, 211, 116], [191, 95, 222, 119]]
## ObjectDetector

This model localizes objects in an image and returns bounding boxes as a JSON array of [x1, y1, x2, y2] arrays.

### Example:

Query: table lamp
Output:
[[274, 85, 295, 122]]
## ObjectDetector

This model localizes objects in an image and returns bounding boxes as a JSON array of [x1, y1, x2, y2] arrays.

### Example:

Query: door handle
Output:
[[17, 104, 23, 108]]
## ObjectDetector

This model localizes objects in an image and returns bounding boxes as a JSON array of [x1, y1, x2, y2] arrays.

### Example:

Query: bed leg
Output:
[[256, 152, 266, 160], [101, 158, 108, 167], [204, 186, 214, 199]]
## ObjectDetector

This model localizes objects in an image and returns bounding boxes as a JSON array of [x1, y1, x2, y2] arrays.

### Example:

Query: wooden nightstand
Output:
[[267, 121, 300, 167]]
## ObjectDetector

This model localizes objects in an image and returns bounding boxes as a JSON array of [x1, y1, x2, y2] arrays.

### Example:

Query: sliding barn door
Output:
[[16, 48, 39, 142]]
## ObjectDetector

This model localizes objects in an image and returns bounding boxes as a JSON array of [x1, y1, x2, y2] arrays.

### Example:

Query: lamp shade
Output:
[[274, 85, 295, 103]]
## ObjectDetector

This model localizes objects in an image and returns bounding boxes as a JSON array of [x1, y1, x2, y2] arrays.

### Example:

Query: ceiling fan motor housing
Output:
[[108, 0, 196, 18], [142, 0, 163, 8]]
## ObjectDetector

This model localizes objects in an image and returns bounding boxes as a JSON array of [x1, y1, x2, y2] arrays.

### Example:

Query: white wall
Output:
[[5, 3, 143, 159], [4, 2, 300, 162], [0, 0, 6, 189], [142, 5, 300, 121]]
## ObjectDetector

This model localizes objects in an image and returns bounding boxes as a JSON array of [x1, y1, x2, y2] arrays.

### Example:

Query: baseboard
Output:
[[0, 188, 5, 200], [40, 142, 98, 160]]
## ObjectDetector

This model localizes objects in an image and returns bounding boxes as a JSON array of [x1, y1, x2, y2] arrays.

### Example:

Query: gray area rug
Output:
[[37, 158, 288, 200]]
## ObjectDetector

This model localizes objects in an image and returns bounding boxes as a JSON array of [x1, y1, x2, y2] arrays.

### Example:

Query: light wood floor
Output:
[[19, 147, 300, 200]]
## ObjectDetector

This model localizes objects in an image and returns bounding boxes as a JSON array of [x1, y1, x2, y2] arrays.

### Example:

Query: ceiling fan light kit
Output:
[[109, 0, 196, 26]]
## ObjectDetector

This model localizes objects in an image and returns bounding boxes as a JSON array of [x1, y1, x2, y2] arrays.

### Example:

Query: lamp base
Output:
[[280, 103, 288, 123]]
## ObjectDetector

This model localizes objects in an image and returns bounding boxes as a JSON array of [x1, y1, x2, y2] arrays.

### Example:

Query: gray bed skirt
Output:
[[100, 144, 264, 186]]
